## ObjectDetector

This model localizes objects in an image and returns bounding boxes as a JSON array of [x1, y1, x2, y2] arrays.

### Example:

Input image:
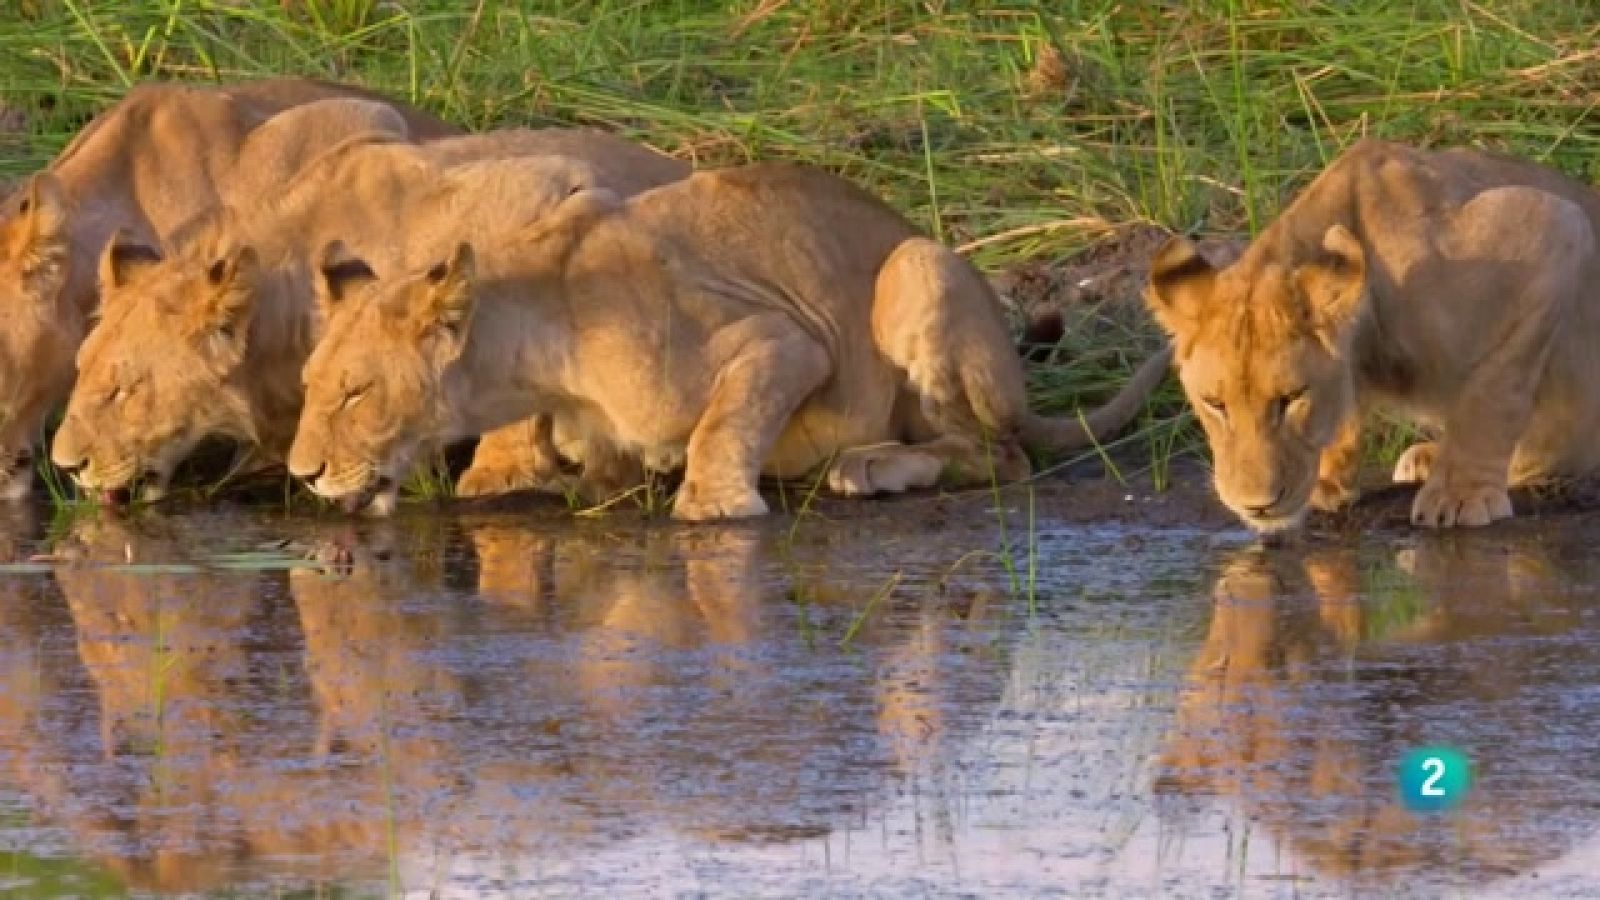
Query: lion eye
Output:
[[1275, 386, 1309, 419], [340, 386, 369, 411], [1201, 396, 1227, 417], [108, 385, 128, 405]]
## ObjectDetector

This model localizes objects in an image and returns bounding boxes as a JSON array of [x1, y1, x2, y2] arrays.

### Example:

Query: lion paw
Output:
[[1410, 477, 1512, 528], [1310, 477, 1357, 513], [1392, 441, 1437, 484], [456, 461, 550, 498], [827, 446, 943, 496], [137, 472, 174, 505], [362, 485, 399, 518], [672, 482, 768, 521]]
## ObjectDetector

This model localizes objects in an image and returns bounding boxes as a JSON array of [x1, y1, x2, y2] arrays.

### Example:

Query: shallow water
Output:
[[0, 495, 1598, 898]]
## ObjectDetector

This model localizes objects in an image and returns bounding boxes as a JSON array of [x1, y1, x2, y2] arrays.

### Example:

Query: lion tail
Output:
[[1018, 342, 1174, 455]]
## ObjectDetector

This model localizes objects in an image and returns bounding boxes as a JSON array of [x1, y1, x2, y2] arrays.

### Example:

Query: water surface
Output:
[[0, 492, 1597, 897]]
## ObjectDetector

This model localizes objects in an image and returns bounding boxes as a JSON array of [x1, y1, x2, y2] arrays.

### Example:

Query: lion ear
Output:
[[1294, 224, 1367, 353], [1144, 235, 1218, 350], [97, 229, 162, 290], [12, 173, 70, 295], [516, 186, 617, 256], [417, 242, 476, 340], [19, 172, 68, 246], [198, 245, 260, 346], [313, 239, 377, 320]]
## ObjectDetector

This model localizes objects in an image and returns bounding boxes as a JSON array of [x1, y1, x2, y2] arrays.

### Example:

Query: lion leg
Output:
[[673, 316, 830, 522], [1411, 188, 1588, 528], [1414, 416, 1524, 530], [457, 416, 564, 498], [1311, 409, 1363, 512], [1412, 297, 1560, 528], [458, 415, 646, 504], [868, 238, 1035, 475]]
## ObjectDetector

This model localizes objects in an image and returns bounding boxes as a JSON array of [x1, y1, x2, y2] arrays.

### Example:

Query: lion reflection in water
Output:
[[1156, 536, 1600, 887], [0, 513, 1002, 893]]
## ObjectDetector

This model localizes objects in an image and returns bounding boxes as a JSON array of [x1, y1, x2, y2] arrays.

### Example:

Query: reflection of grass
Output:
[[839, 571, 901, 649], [1025, 484, 1039, 615], [1360, 560, 1432, 642], [145, 597, 178, 809], [987, 437, 1022, 600], [378, 686, 401, 898], [783, 461, 832, 548], [0, 850, 124, 897]]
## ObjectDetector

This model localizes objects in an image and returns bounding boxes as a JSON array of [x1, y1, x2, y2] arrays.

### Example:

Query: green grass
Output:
[[5, 0, 1598, 489]]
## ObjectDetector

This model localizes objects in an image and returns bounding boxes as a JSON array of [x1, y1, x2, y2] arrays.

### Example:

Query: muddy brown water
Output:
[[0, 475, 1598, 897]]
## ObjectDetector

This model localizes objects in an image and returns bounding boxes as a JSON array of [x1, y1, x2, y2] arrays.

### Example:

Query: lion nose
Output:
[[1245, 487, 1287, 517]]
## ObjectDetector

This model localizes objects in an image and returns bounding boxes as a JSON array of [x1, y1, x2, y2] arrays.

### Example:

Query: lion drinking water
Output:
[[1145, 138, 1600, 531], [288, 161, 1171, 521], [49, 120, 687, 512], [0, 78, 456, 502]]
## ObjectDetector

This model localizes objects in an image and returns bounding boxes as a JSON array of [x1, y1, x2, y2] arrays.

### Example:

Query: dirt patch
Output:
[[450, 459, 1238, 534], [814, 463, 1236, 532], [1320, 475, 1600, 535], [799, 463, 1600, 538], [994, 224, 1245, 330]]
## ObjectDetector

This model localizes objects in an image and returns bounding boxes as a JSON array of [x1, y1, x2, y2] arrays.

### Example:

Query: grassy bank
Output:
[[3, 0, 1598, 482]]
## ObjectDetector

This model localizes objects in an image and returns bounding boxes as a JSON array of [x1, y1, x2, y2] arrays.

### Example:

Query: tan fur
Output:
[[1146, 138, 1600, 531], [289, 162, 1172, 521], [0, 78, 457, 501], [52, 128, 685, 506]]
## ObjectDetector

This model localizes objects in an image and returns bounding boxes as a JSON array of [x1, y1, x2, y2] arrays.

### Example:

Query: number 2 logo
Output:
[[1399, 746, 1470, 812], [1420, 756, 1446, 797]]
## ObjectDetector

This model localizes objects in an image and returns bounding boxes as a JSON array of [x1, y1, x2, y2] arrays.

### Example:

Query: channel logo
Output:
[[1397, 746, 1472, 813]]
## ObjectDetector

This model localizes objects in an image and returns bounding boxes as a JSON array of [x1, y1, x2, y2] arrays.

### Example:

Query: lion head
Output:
[[288, 242, 476, 512], [288, 175, 619, 514], [1144, 225, 1367, 533], [51, 227, 262, 500], [0, 174, 79, 500]]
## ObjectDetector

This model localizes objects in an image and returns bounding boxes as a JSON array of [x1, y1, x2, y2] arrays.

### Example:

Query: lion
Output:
[[51, 130, 686, 512], [0, 77, 456, 502], [1145, 138, 1600, 531], [288, 161, 1172, 521]]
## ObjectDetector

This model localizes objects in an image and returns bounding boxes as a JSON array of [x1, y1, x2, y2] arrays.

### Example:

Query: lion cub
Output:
[[289, 162, 1171, 521], [1146, 138, 1599, 531]]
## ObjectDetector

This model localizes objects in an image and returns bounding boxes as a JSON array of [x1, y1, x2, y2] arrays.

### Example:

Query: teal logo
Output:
[[1398, 746, 1471, 813]]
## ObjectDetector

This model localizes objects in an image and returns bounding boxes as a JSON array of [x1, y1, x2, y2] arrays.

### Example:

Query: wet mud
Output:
[[0, 473, 1597, 896]]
